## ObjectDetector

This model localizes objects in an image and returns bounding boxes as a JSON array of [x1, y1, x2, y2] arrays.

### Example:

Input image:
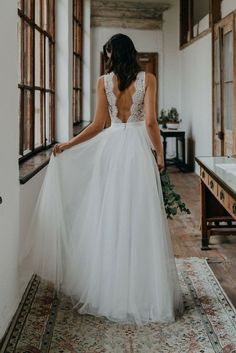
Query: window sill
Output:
[[19, 148, 53, 185], [73, 120, 91, 136], [19, 121, 91, 185], [180, 28, 211, 50]]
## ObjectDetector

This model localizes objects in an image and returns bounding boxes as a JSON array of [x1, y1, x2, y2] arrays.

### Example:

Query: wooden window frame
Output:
[[212, 12, 236, 156], [18, 0, 56, 163], [73, 0, 83, 126], [180, 0, 221, 49]]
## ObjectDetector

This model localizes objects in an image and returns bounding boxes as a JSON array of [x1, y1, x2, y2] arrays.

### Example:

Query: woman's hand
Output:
[[157, 155, 165, 173], [52, 142, 72, 156]]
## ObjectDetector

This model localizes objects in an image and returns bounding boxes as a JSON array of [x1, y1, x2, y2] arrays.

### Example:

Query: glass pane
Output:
[[23, 90, 32, 154], [214, 38, 220, 84], [35, 0, 41, 27], [215, 84, 221, 129], [45, 38, 50, 89], [73, 0, 77, 19], [23, 22, 33, 85], [48, 0, 55, 37], [42, 0, 48, 31], [35, 90, 43, 148], [35, 29, 42, 87], [77, 25, 81, 54], [73, 21, 77, 53], [77, 0, 81, 21], [45, 93, 51, 145], [193, 0, 209, 26], [73, 90, 76, 123], [18, 0, 22, 10], [223, 31, 233, 82], [23, 0, 32, 18], [78, 90, 82, 121], [224, 82, 233, 131], [18, 19, 22, 83], [77, 58, 81, 88]]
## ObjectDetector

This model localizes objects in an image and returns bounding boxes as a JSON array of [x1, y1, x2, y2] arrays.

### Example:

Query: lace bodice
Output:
[[104, 71, 145, 124]]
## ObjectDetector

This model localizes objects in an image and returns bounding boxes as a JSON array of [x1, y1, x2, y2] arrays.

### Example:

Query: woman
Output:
[[20, 33, 184, 325]]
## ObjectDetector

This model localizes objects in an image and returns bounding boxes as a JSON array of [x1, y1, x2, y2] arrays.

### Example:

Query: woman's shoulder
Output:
[[144, 71, 156, 81]]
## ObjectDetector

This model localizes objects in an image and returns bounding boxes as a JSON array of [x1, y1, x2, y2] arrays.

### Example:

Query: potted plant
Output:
[[166, 107, 181, 130], [158, 109, 169, 128]]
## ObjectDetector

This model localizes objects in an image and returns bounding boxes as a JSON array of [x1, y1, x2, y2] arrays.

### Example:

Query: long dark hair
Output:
[[103, 33, 141, 91]]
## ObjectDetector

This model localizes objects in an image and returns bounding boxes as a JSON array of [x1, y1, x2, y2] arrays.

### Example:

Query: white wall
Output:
[[90, 27, 164, 116], [222, 0, 236, 17], [0, 1, 20, 339], [162, 0, 181, 112], [180, 34, 212, 169], [56, 0, 73, 141]]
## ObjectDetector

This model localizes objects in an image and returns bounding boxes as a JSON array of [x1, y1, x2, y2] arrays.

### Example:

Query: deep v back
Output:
[[104, 71, 146, 124]]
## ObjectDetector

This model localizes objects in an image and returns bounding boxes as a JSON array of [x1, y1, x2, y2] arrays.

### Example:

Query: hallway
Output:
[[1, 0, 236, 351]]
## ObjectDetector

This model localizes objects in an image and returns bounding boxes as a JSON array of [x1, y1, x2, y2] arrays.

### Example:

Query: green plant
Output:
[[160, 169, 191, 219], [158, 107, 181, 126], [158, 109, 168, 127], [168, 107, 180, 123]]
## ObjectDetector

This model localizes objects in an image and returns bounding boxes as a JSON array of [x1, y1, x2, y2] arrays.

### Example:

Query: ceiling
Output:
[[91, 0, 172, 30]]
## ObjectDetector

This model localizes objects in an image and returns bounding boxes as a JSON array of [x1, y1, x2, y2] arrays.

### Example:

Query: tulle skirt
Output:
[[19, 120, 184, 325]]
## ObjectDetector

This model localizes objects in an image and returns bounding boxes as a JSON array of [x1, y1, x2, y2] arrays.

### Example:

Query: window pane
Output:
[[23, 90, 32, 154], [35, 90, 43, 148], [23, 0, 33, 18], [45, 37, 50, 89], [23, 22, 33, 85], [18, 0, 22, 10], [45, 93, 53, 145], [224, 82, 233, 131], [42, 0, 48, 31], [18, 19, 22, 83], [215, 84, 221, 129], [223, 31, 233, 82], [214, 38, 220, 84], [35, 30, 42, 87], [193, 0, 209, 26], [35, 0, 41, 27]]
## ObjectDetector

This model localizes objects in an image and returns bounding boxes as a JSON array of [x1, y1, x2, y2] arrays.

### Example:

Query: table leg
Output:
[[176, 138, 179, 160], [182, 136, 186, 166], [200, 180, 210, 250]]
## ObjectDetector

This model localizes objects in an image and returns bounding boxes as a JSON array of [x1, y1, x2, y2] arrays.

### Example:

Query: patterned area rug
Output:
[[1, 258, 236, 353]]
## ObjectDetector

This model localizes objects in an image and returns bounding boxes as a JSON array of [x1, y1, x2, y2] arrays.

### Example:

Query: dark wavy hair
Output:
[[103, 33, 141, 91]]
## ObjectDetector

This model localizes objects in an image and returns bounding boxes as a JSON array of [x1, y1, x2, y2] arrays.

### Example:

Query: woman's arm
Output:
[[144, 72, 164, 172], [53, 76, 110, 156]]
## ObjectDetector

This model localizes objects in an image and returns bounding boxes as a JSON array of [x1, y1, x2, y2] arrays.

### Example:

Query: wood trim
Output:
[[18, 0, 55, 160], [180, 28, 211, 50], [212, 11, 236, 156], [180, 0, 221, 49], [195, 157, 236, 200]]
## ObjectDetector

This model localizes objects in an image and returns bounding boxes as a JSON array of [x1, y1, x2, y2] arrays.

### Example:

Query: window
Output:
[[73, 0, 83, 125], [18, 0, 55, 161], [213, 14, 236, 156], [180, 0, 221, 47]]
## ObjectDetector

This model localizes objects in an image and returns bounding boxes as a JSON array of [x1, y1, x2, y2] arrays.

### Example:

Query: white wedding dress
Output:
[[19, 71, 184, 325]]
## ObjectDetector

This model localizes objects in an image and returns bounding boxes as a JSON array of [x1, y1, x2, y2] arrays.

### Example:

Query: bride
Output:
[[20, 33, 184, 325]]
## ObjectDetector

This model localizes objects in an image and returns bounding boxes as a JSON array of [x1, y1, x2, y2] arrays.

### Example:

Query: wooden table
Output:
[[195, 156, 236, 250], [160, 128, 187, 172]]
